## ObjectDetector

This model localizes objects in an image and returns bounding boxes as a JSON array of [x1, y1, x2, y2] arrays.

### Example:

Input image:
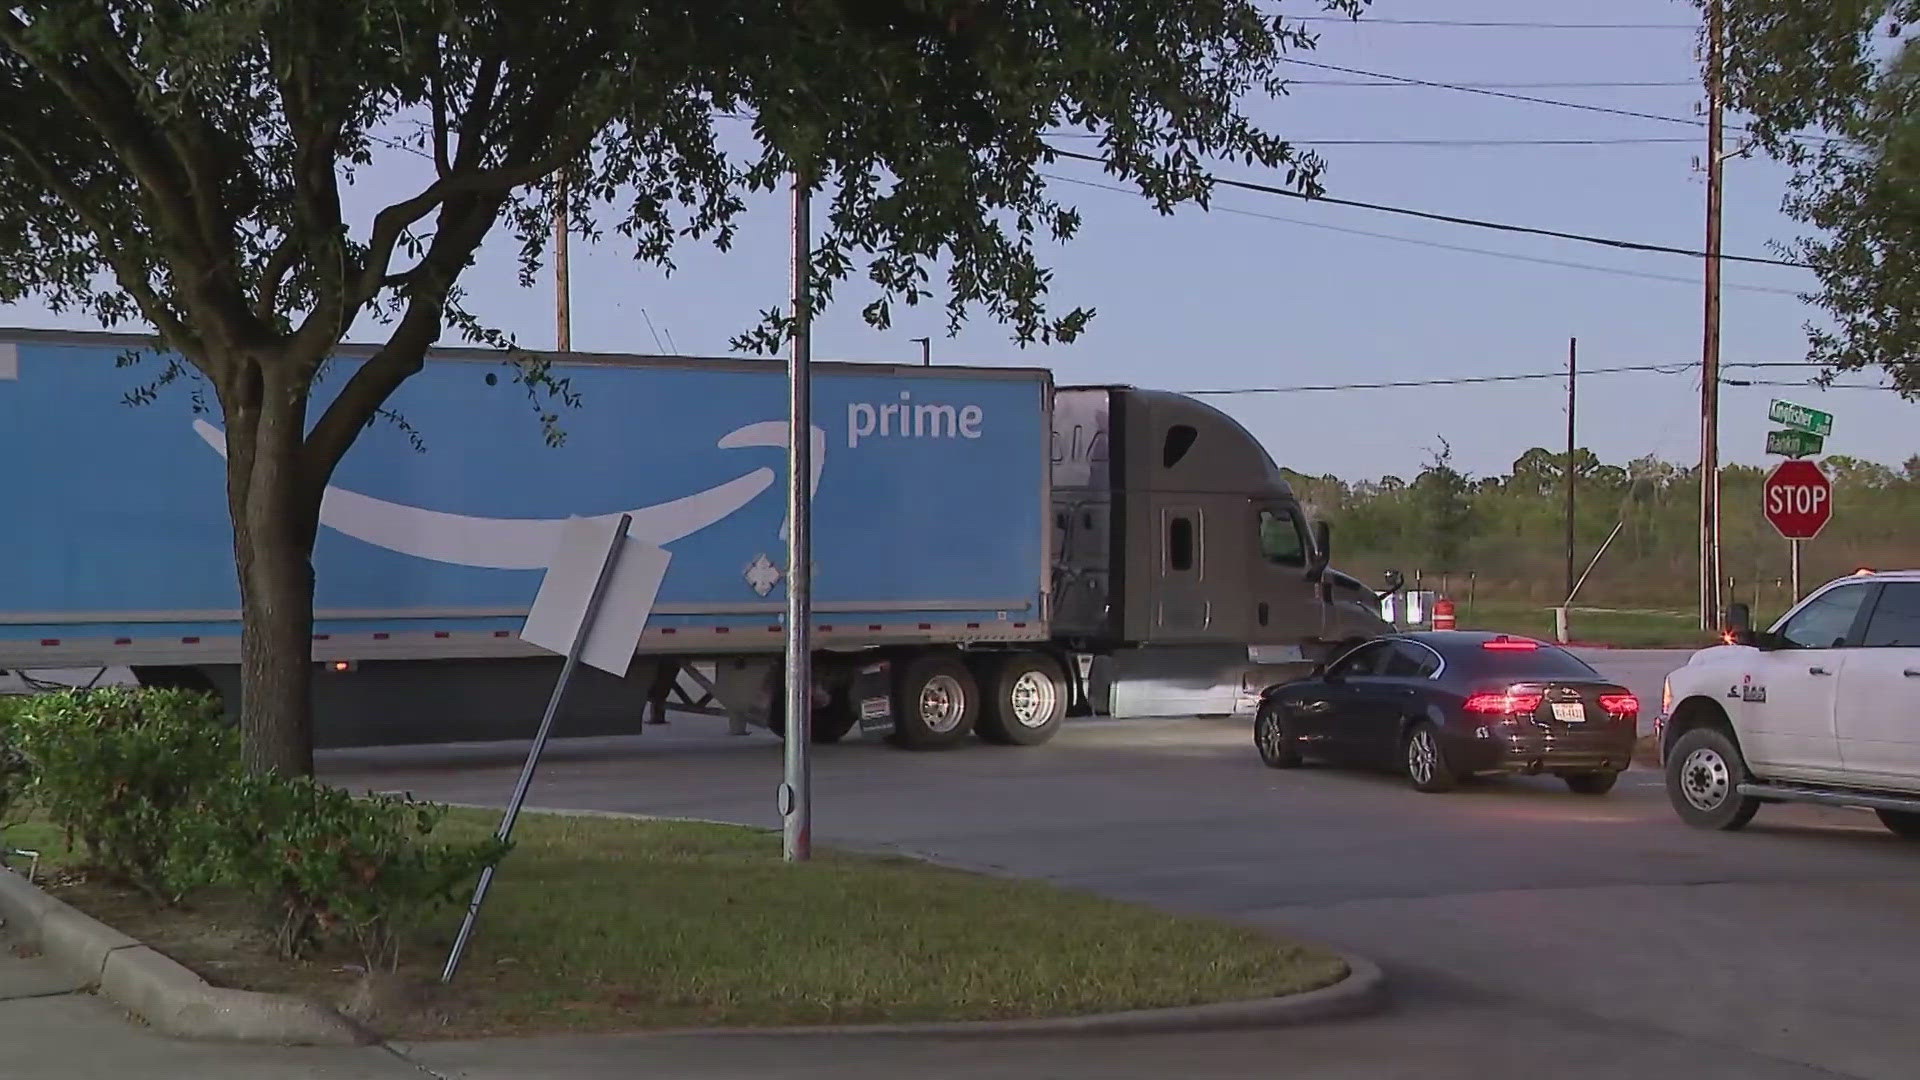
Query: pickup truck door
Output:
[[1248, 502, 1323, 649], [1739, 581, 1874, 781], [1836, 582, 1920, 792]]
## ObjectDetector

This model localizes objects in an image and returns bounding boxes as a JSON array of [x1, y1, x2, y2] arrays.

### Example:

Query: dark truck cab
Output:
[[1049, 386, 1392, 718]]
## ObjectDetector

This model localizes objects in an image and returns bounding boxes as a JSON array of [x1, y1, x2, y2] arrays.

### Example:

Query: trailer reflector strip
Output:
[[41, 639, 59, 646], [115, 638, 131, 645], [181, 637, 200, 644]]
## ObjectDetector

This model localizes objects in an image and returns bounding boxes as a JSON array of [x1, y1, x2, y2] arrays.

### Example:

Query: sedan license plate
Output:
[[1552, 701, 1586, 724]]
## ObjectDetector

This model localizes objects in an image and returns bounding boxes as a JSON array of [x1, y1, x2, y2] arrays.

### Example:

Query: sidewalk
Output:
[[0, 930, 418, 1080]]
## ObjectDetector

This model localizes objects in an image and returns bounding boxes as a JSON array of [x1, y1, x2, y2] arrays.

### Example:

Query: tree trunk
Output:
[[223, 363, 322, 776]]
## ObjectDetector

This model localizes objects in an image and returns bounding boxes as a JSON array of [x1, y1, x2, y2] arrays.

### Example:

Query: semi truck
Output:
[[0, 327, 1393, 749]]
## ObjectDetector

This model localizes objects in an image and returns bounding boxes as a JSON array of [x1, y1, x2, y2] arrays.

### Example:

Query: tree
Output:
[[1412, 439, 1474, 573], [1707, 0, 1920, 396], [0, 1, 1367, 774]]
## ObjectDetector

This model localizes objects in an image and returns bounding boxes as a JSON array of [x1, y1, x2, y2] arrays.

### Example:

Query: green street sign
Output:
[[1767, 398, 1834, 438], [1766, 428, 1825, 458]]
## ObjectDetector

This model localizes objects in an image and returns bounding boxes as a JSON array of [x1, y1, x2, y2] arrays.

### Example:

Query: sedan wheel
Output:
[[1255, 707, 1302, 769], [1403, 721, 1456, 793]]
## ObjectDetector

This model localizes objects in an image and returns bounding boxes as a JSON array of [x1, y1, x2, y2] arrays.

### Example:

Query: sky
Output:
[[3, 0, 1916, 482]]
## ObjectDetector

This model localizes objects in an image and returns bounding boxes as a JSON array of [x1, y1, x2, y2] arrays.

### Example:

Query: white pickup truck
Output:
[[1654, 569, 1920, 838]]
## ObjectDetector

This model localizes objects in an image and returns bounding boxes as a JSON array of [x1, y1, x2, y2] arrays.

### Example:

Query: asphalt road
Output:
[[304, 648, 1919, 1080], [7, 649, 1915, 1079]]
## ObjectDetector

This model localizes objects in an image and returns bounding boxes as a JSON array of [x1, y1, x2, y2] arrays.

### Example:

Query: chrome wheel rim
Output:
[[1680, 746, 1731, 812], [919, 675, 966, 734], [1008, 670, 1058, 728], [1408, 730, 1437, 785], [1256, 712, 1285, 760]]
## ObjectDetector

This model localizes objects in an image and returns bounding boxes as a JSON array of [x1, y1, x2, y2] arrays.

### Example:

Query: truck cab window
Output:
[[1258, 509, 1307, 567], [1168, 517, 1195, 572], [1778, 584, 1870, 649], [1861, 583, 1920, 647]]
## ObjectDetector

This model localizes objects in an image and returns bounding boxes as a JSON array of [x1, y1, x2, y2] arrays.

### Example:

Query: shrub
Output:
[[0, 695, 33, 833], [9, 688, 234, 898], [195, 773, 509, 967]]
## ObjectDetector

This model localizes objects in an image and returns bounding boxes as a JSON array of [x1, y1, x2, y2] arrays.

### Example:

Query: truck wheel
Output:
[[889, 653, 978, 750], [767, 683, 857, 744], [1665, 727, 1760, 830], [1402, 721, 1457, 793], [976, 654, 1066, 746], [1876, 809, 1920, 839]]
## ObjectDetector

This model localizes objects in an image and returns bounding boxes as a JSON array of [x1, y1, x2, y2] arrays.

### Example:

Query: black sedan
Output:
[[1254, 632, 1640, 794]]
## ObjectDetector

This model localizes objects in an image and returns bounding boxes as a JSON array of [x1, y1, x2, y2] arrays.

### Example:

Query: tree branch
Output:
[[304, 192, 509, 477], [0, 126, 198, 355], [253, 232, 303, 321], [0, 12, 254, 350]]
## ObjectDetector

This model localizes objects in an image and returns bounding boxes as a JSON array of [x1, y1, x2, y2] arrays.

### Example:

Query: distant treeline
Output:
[[1285, 445, 1920, 611]]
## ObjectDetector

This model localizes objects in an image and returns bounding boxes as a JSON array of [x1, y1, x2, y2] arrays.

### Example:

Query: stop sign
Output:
[[1763, 459, 1833, 540]]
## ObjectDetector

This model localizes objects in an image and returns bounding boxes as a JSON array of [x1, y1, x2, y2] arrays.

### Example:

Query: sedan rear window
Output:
[[1457, 644, 1599, 680]]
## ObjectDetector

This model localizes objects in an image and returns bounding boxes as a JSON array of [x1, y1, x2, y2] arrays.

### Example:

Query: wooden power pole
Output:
[[1565, 337, 1577, 603], [555, 174, 572, 351], [1699, 3, 1726, 631]]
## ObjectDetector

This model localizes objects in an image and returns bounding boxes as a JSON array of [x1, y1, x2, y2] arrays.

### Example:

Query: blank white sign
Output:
[[519, 516, 671, 678]]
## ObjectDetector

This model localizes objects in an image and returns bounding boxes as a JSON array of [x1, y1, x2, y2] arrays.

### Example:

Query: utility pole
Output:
[[555, 174, 572, 351], [1565, 337, 1577, 603], [782, 169, 814, 863], [1698, 1, 1726, 631]]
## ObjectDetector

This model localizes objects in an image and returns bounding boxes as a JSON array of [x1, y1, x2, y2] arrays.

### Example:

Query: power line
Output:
[[1286, 79, 1698, 89], [1287, 15, 1697, 30], [1181, 362, 1845, 397], [1283, 58, 1840, 148], [1044, 146, 1812, 269], [1180, 363, 1695, 396], [1284, 59, 1709, 129], [1041, 172, 1805, 295], [1276, 136, 1698, 147], [1044, 132, 1699, 146]]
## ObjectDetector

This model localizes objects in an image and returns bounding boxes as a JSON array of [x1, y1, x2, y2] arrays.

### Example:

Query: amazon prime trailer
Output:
[[0, 328, 1391, 749]]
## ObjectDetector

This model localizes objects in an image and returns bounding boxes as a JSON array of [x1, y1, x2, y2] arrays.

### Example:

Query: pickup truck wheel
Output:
[[1876, 809, 1920, 839], [1403, 722, 1457, 793], [1560, 770, 1620, 795], [889, 654, 978, 750], [976, 654, 1066, 746], [1665, 727, 1760, 830]]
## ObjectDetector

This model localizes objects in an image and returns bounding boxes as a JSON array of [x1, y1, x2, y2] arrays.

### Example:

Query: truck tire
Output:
[[976, 653, 1067, 746], [889, 653, 978, 750], [1665, 726, 1761, 831], [1876, 809, 1920, 840], [767, 683, 858, 744]]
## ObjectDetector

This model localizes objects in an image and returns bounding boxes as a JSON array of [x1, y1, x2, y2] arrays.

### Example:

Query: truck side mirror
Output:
[[1307, 520, 1331, 580], [1383, 569, 1405, 595], [1724, 602, 1757, 647]]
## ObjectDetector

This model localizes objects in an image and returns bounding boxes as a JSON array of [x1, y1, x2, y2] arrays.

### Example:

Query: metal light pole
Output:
[[782, 170, 814, 863]]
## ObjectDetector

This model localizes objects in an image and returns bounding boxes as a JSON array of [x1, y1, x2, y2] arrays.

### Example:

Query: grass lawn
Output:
[[1457, 599, 1715, 649], [2, 808, 1346, 1039]]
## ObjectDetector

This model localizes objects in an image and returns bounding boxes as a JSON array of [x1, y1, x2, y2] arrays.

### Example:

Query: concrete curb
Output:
[[0, 867, 375, 1046], [584, 953, 1389, 1040]]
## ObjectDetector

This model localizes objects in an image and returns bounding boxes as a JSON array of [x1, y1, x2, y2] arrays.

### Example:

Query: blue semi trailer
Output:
[[1, 327, 1392, 749]]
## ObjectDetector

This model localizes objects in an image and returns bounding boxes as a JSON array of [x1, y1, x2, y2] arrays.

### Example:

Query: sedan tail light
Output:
[[1463, 691, 1544, 715], [1599, 692, 1640, 715]]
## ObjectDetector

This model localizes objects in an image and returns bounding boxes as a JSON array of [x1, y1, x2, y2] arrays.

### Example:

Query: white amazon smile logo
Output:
[[191, 419, 824, 570]]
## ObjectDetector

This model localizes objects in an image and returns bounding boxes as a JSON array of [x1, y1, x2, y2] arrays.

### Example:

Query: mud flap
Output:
[[852, 660, 896, 737]]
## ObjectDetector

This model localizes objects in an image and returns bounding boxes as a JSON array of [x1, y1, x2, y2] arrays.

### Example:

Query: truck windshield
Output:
[[1259, 509, 1307, 567]]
